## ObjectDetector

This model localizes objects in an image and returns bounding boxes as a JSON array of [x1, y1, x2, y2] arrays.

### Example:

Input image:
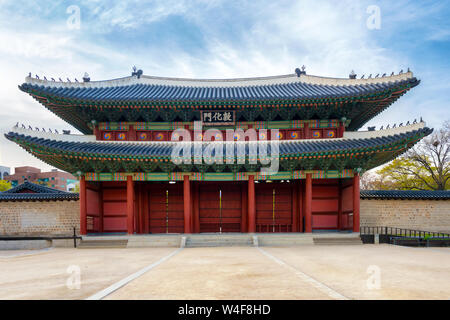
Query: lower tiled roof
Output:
[[0, 181, 79, 201], [360, 190, 450, 200]]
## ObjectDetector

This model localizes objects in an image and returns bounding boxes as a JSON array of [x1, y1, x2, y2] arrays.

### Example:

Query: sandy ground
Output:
[[0, 248, 175, 299], [0, 245, 449, 300]]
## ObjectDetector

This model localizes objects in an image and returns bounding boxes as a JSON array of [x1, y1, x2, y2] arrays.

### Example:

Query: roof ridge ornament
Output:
[[349, 70, 357, 79], [132, 66, 143, 79], [83, 72, 90, 82]]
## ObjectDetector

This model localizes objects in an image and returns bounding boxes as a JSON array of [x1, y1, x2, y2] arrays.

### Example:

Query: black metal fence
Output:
[[360, 226, 450, 247], [0, 227, 82, 248]]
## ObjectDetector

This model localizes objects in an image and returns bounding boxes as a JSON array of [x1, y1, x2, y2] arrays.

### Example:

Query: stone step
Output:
[[185, 235, 253, 247], [127, 236, 181, 248], [258, 235, 314, 246], [313, 237, 363, 245], [78, 239, 128, 249]]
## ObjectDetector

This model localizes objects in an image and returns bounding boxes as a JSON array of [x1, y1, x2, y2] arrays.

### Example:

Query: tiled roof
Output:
[[0, 181, 79, 201], [360, 190, 450, 200], [4, 126, 432, 158], [3, 181, 66, 194], [20, 74, 419, 102]]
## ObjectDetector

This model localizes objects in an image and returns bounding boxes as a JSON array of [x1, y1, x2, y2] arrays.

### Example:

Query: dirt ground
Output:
[[0, 245, 449, 300]]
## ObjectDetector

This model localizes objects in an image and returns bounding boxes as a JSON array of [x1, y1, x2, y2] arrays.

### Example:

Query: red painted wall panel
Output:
[[103, 188, 127, 201], [103, 202, 127, 216], [312, 214, 338, 229], [86, 189, 100, 216], [103, 217, 127, 232], [342, 184, 354, 213]]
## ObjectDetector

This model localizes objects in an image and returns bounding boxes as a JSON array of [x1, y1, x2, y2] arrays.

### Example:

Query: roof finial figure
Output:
[[391, 72, 394, 76], [407, 67, 410, 72], [28, 125, 32, 130], [44, 76, 47, 81], [36, 75, 39, 79], [399, 123, 403, 127], [67, 78, 71, 82], [382, 73, 386, 77], [42, 128, 46, 132], [21, 124, 25, 129], [375, 74, 379, 78], [83, 72, 90, 82], [368, 74, 372, 79], [413, 119, 417, 124], [349, 70, 357, 79], [131, 66, 143, 79], [28, 72, 31, 77], [75, 78, 78, 82], [399, 69, 403, 74], [295, 68, 301, 77], [55, 129, 59, 134], [49, 128, 52, 133], [393, 123, 397, 128], [420, 117, 423, 122], [51, 78, 55, 82], [386, 124, 390, 129], [380, 125, 384, 130], [14, 122, 18, 128], [35, 127, 39, 131], [406, 121, 410, 125], [361, 74, 365, 79]]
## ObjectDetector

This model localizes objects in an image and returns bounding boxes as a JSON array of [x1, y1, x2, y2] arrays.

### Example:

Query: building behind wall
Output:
[[0, 166, 10, 180], [5, 166, 78, 192], [5, 67, 432, 235]]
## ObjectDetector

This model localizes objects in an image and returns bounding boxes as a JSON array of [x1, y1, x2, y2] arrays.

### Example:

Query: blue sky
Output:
[[0, 0, 449, 171]]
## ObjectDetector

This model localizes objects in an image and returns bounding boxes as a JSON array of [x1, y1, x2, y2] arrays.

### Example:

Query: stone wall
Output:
[[0, 200, 79, 236], [361, 199, 450, 233]]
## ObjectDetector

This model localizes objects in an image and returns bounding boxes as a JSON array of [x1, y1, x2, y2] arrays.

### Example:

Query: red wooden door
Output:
[[199, 183, 242, 233], [256, 183, 293, 232], [149, 184, 184, 233]]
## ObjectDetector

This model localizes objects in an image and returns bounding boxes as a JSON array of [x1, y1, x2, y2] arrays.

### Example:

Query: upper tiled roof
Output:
[[0, 181, 79, 201], [20, 72, 418, 102], [361, 190, 450, 200]]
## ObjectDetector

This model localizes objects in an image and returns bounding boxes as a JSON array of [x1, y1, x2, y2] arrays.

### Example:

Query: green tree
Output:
[[0, 180, 12, 192]]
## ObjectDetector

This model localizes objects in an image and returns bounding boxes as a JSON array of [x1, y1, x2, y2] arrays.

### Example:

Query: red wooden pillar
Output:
[[248, 175, 256, 233], [80, 175, 87, 235], [98, 183, 104, 233], [241, 182, 248, 233], [337, 179, 343, 231], [298, 181, 303, 232], [143, 185, 149, 233], [183, 175, 192, 234], [305, 173, 312, 233], [353, 174, 360, 232], [127, 175, 134, 234], [292, 183, 299, 232], [193, 183, 200, 233]]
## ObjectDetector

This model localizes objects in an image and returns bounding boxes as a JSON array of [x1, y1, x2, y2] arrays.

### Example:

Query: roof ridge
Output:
[[23, 71, 415, 89]]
